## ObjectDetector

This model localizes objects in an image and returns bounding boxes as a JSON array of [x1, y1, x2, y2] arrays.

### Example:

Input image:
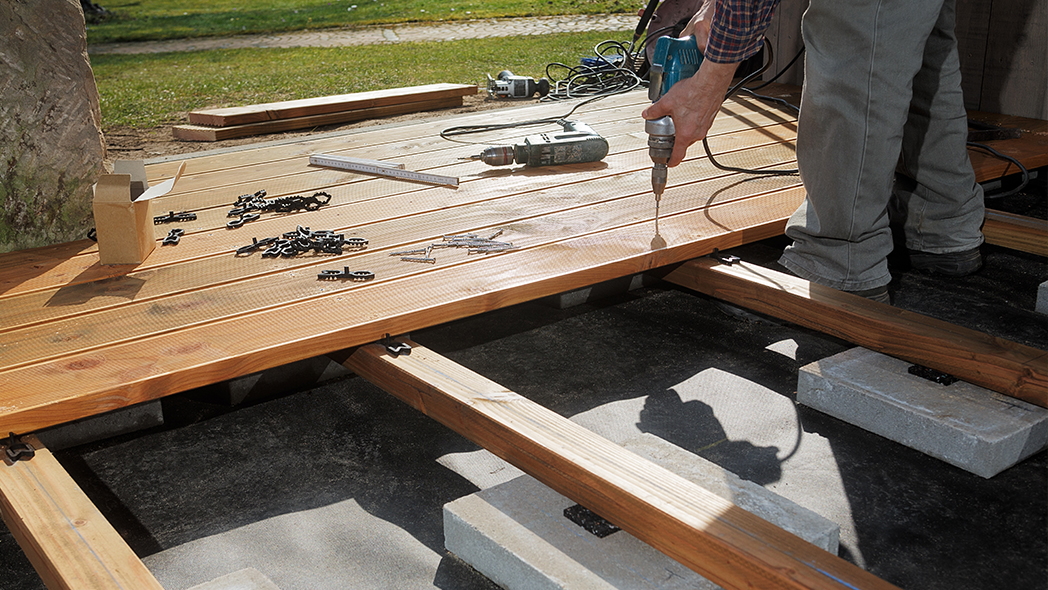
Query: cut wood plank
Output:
[[338, 341, 899, 590], [0, 436, 164, 590], [188, 83, 477, 127], [173, 95, 465, 141], [983, 209, 1048, 257], [663, 258, 1048, 407]]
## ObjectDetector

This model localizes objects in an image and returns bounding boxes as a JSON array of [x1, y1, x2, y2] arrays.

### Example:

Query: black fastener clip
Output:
[[317, 267, 375, 281], [380, 333, 411, 357], [161, 228, 185, 245], [2, 432, 35, 463], [154, 210, 198, 225], [710, 248, 740, 265]]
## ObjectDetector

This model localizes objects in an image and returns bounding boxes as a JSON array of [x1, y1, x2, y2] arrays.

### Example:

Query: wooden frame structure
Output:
[[1, 87, 1044, 589]]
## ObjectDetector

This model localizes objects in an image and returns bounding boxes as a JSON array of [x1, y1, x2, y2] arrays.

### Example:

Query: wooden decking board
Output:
[[983, 209, 1048, 257], [174, 95, 468, 141], [341, 341, 901, 590], [663, 259, 1048, 407], [0, 159, 801, 371], [187, 83, 479, 127], [0, 119, 800, 300], [0, 184, 805, 433], [0, 436, 164, 590]]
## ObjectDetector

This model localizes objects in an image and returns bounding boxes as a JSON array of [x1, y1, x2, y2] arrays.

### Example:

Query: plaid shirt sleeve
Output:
[[704, 0, 780, 64]]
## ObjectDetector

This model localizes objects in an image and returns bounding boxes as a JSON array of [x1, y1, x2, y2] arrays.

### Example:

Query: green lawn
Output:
[[87, 0, 634, 44], [91, 32, 628, 128]]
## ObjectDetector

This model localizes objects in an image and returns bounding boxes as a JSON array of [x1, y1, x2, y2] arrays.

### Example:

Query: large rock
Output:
[[1, 0, 106, 252]]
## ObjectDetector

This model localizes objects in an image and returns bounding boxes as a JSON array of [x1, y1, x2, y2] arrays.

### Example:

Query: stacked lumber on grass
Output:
[[172, 83, 478, 141]]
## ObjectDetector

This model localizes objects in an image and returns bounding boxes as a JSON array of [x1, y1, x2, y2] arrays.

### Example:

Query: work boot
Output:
[[908, 247, 982, 277], [844, 284, 890, 304]]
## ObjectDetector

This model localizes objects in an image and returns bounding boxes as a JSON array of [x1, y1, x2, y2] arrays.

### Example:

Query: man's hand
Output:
[[680, 0, 716, 53], [641, 58, 738, 167]]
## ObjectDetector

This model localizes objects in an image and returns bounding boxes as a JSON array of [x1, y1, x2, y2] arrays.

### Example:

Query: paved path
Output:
[[88, 14, 637, 55]]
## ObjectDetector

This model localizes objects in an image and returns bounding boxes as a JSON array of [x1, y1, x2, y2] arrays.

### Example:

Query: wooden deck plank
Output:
[[340, 341, 900, 590], [0, 185, 804, 433], [663, 258, 1048, 407], [983, 209, 1048, 257], [174, 95, 467, 141], [187, 83, 478, 127], [0, 115, 799, 300], [0, 436, 164, 590]]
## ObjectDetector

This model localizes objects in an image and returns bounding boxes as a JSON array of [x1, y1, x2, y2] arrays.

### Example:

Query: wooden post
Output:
[[339, 341, 900, 590]]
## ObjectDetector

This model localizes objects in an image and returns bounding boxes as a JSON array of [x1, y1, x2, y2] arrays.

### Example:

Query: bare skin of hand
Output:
[[641, 58, 738, 167]]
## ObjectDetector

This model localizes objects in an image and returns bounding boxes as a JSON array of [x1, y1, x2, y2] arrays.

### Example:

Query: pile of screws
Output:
[[390, 230, 516, 264], [226, 190, 333, 228], [235, 226, 368, 258]]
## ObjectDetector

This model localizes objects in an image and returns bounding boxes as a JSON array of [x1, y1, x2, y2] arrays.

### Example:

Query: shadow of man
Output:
[[637, 388, 782, 486]]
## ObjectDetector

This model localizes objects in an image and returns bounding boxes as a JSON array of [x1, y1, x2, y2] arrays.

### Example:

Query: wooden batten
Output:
[[983, 209, 1048, 257], [187, 83, 478, 127], [340, 341, 901, 590], [0, 436, 164, 590], [663, 258, 1048, 408], [174, 95, 466, 141]]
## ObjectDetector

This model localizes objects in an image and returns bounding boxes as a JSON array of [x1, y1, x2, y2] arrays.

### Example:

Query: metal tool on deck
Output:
[[646, 35, 703, 249], [486, 70, 550, 99], [309, 153, 459, 188], [464, 120, 609, 167]]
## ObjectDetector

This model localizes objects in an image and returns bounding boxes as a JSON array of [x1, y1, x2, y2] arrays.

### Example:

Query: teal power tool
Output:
[[645, 35, 703, 243], [466, 120, 610, 167]]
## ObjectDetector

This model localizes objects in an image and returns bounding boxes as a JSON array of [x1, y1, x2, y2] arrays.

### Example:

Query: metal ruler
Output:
[[309, 153, 459, 188]]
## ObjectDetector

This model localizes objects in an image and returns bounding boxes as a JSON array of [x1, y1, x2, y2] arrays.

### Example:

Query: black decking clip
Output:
[[161, 228, 185, 245], [317, 267, 375, 281], [154, 210, 198, 225], [563, 504, 621, 538], [380, 333, 411, 357], [2, 432, 35, 463], [908, 364, 959, 386], [710, 248, 740, 265]]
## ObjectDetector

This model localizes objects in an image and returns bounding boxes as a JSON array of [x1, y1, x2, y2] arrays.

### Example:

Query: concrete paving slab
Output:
[[444, 432, 839, 590], [798, 347, 1048, 478], [187, 568, 281, 590]]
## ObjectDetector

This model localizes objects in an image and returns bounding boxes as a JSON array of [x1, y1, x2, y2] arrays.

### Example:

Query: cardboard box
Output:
[[93, 161, 185, 265]]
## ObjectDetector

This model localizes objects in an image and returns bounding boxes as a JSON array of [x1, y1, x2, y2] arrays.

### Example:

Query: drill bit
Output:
[[646, 118, 674, 250]]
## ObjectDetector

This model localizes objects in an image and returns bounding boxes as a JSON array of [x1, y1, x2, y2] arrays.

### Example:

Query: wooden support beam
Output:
[[0, 436, 164, 590], [338, 341, 900, 590], [984, 209, 1048, 257], [663, 258, 1048, 407]]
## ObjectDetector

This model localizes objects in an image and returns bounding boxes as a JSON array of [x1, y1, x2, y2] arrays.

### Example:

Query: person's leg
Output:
[[780, 0, 946, 292], [893, 0, 984, 275]]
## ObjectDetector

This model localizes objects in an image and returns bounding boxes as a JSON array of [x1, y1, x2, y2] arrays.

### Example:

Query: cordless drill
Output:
[[646, 35, 703, 235], [466, 120, 609, 167]]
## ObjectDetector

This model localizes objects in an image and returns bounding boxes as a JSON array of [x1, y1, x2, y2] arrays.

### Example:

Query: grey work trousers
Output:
[[778, 0, 985, 291]]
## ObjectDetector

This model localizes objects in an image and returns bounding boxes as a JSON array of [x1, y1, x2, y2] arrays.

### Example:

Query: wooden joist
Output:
[[174, 83, 477, 141], [663, 258, 1048, 408], [983, 209, 1048, 257], [0, 436, 163, 590], [338, 341, 901, 590]]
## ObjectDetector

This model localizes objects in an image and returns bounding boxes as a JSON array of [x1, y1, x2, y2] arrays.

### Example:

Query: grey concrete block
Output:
[[1037, 280, 1048, 315], [444, 433, 840, 590], [36, 401, 163, 451], [798, 347, 1048, 478], [187, 568, 281, 590], [189, 355, 351, 407], [539, 273, 659, 309]]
